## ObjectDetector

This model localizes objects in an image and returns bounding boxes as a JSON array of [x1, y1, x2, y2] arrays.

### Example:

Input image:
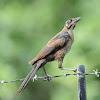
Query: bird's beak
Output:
[[73, 17, 81, 23]]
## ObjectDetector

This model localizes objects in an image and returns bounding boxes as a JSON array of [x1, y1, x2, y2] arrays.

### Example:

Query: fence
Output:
[[0, 64, 100, 100]]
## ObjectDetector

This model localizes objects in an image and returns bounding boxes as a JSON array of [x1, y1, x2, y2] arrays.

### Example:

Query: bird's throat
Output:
[[68, 30, 74, 43]]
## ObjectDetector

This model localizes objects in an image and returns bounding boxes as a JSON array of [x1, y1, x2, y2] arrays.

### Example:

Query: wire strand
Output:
[[0, 69, 99, 84]]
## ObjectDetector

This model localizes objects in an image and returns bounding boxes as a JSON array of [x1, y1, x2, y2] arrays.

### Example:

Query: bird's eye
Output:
[[67, 19, 72, 24], [70, 19, 72, 22]]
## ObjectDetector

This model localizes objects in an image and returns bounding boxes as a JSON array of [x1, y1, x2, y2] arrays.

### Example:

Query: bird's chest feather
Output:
[[54, 40, 72, 59]]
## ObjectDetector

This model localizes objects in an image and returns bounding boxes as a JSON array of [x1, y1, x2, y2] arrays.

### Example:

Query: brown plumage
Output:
[[16, 17, 80, 95]]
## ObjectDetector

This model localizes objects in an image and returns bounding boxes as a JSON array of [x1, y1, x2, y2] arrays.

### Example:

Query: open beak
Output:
[[73, 17, 81, 23]]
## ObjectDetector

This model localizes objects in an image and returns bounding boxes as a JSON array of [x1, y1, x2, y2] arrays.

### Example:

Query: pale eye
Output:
[[70, 19, 72, 21], [68, 19, 72, 23]]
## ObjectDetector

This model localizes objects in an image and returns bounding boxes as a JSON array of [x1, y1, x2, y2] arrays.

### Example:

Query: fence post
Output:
[[77, 64, 87, 100]]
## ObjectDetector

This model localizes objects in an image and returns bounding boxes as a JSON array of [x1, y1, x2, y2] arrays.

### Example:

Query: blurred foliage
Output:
[[0, 0, 100, 100]]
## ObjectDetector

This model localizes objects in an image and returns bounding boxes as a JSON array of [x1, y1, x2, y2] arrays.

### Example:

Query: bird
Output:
[[16, 17, 80, 95]]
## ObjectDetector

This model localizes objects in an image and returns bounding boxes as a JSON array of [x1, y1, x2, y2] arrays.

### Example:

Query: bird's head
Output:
[[65, 17, 81, 30]]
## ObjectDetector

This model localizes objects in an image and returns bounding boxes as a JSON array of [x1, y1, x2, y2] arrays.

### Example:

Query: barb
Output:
[[0, 69, 100, 85]]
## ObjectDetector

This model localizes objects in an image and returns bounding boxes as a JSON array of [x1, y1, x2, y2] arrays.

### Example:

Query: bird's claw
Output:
[[44, 74, 52, 81], [73, 69, 77, 73]]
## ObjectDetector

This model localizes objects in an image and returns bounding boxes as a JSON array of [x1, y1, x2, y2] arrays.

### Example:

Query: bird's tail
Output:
[[16, 59, 46, 95]]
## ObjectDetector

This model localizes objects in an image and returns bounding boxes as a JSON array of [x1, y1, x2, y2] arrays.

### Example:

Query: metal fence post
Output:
[[77, 64, 87, 100]]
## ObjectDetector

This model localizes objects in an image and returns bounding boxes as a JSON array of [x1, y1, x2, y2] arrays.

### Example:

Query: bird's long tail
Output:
[[16, 59, 46, 95]]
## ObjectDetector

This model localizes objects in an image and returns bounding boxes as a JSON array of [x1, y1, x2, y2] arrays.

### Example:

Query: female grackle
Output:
[[16, 17, 80, 94]]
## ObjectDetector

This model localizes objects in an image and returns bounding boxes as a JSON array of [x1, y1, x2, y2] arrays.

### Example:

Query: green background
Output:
[[0, 0, 100, 100]]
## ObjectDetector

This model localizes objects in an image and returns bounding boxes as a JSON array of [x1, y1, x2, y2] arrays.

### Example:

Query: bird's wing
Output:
[[29, 33, 70, 65]]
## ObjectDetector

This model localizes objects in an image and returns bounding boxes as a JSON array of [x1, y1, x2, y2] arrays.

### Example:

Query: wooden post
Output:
[[77, 64, 87, 100]]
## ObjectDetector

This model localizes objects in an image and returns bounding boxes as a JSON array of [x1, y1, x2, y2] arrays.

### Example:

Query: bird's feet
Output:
[[60, 68, 77, 72], [44, 74, 52, 81]]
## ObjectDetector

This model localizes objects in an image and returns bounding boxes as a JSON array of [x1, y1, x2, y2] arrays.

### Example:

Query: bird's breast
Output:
[[54, 40, 72, 60]]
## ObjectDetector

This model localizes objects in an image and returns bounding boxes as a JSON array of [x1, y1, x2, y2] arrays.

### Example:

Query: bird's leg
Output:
[[58, 59, 77, 72], [58, 58, 63, 69], [42, 66, 51, 81]]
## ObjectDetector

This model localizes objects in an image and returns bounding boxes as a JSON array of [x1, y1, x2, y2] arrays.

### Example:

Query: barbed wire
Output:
[[0, 69, 99, 85]]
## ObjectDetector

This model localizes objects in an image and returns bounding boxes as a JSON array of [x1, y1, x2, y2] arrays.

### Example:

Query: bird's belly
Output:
[[54, 41, 72, 60]]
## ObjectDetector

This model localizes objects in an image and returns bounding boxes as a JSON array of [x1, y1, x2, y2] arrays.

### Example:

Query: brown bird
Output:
[[16, 17, 80, 95]]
